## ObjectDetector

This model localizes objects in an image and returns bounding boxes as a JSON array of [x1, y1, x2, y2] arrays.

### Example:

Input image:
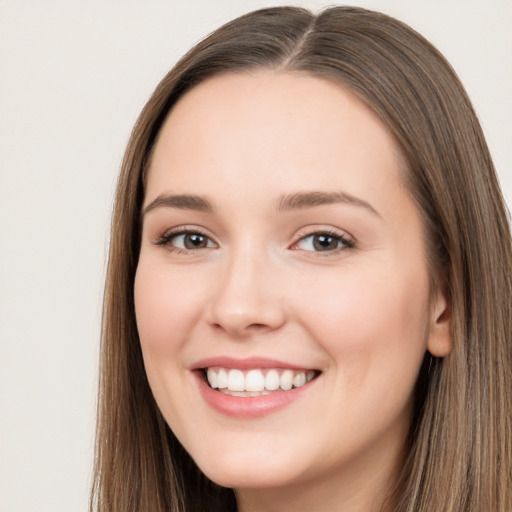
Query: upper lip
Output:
[[191, 356, 317, 371]]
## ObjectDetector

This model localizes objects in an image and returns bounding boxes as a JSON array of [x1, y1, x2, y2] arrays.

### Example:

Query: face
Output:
[[134, 72, 451, 505]]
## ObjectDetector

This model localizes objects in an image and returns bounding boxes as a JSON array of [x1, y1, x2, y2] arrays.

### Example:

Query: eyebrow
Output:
[[276, 191, 380, 216], [142, 190, 379, 218], [142, 194, 215, 216]]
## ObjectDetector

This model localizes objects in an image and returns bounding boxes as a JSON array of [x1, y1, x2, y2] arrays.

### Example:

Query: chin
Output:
[[191, 447, 304, 490], [203, 466, 300, 491]]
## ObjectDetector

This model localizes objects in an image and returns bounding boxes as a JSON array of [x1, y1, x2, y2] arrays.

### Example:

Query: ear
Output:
[[427, 288, 452, 358]]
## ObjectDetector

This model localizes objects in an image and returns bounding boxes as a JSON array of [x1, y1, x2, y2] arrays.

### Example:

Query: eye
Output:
[[156, 230, 217, 251], [293, 231, 354, 253]]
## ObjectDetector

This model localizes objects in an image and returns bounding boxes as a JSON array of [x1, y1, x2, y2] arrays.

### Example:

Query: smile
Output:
[[192, 357, 321, 418], [205, 367, 317, 396]]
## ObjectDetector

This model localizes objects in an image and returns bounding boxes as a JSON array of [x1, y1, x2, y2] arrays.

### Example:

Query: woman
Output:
[[91, 6, 512, 511]]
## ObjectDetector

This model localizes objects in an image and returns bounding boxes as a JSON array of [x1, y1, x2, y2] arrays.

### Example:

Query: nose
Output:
[[205, 249, 286, 338]]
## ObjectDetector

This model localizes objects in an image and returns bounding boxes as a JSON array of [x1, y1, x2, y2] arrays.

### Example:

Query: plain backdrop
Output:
[[0, 1, 510, 511]]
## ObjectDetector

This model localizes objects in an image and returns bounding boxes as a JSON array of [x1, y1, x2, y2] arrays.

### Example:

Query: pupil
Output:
[[313, 234, 336, 251], [185, 233, 206, 249]]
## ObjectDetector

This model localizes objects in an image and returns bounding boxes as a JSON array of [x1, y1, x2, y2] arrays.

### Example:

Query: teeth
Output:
[[217, 368, 228, 389], [205, 367, 317, 393], [280, 369, 293, 391], [207, 368, 218, 389], [293, 372, 306, 388], [246, 369, 265, 392], [227, 369, 245, 391], [265, 369, 280, 391]]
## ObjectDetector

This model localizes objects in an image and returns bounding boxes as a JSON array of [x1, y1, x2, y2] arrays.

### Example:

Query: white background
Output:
[[0, 1, 510, 511]]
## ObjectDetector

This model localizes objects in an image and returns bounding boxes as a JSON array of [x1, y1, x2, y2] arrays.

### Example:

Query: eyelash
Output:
[[154, 227, 217, 254], [291, 230, 355, 254], [154, 228, 355, 255]]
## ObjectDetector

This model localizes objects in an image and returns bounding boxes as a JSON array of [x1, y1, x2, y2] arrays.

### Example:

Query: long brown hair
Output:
[[91, 6, 512, 511]]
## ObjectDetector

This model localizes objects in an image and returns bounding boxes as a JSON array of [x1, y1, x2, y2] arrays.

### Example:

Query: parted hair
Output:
[[91, 6, 512, 511]]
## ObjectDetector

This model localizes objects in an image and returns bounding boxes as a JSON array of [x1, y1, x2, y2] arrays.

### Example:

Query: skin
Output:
[[134, 71, 452, 512]]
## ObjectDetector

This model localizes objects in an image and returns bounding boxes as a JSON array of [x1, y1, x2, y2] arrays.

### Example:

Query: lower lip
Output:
[[194, 372, 316, 419]]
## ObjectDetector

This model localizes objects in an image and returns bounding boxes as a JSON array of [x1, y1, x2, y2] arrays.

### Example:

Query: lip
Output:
[[191, 356, 313, 371], [191, 356, 319, 419]]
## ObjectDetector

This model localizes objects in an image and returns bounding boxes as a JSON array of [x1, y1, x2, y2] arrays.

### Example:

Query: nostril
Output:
[[248, 323, 267, 330], [210, 319, 280, 336]]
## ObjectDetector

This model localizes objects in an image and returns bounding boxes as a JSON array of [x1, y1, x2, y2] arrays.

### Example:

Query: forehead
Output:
[[146, 71, 408, 211], [153, 71, 396, 155]]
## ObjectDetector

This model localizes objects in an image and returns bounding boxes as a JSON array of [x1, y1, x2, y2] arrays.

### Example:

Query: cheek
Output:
[[293, 264, 431, 386], [134, 263, 206, 360]]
